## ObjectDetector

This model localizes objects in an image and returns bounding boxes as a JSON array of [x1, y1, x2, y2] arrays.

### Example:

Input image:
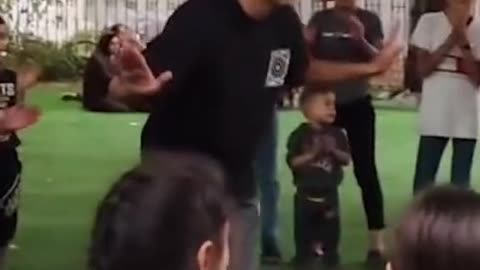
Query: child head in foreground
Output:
[[300, 84, 336, 126], [390, 186, 480, 270], [88, 152, 231, 270]]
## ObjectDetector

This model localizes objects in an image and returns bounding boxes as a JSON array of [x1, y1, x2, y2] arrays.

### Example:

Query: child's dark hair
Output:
[[0, 16, 5, 25], [88, 152, 231, 270], [299, 83, 333, 107], [392, 186, 480, 270]]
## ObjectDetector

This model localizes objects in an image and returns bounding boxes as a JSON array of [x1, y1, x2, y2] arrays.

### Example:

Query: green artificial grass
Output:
[[8, 84, 480, 270]]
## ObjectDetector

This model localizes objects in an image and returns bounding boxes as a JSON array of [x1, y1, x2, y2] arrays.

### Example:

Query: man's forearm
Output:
[[359, 38, 380, 58], [418, 35, 456, 77], [460, 49, 480, 84], [108, 76, 129, 100], [306, 59, 377, 83]]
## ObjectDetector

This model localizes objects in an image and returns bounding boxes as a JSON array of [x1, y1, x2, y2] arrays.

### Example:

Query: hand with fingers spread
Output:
[[109, 42, 173, 98], [450, 5, 471, 46], [0, 105, 41, 134]]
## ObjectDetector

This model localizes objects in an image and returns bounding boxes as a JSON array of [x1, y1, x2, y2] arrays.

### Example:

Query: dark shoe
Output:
[[61, 92, 82, 101], [261, 243, 282, 265], [289, 256, 321, 270], [365, 250, 387, 269], [323, 253, 341, 270]]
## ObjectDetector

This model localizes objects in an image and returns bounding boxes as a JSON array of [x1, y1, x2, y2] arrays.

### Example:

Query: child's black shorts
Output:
[[0, 148, 21, 248]]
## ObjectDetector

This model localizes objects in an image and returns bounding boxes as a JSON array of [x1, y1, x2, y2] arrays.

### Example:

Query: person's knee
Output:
[[354, 166, 380, 191]]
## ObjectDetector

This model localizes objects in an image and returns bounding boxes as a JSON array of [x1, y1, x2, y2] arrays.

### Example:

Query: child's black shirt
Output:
[[287, 123, 349, 193]]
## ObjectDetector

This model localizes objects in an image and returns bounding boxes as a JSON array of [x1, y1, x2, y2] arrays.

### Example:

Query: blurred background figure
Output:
[[66, 24, 150, 112]]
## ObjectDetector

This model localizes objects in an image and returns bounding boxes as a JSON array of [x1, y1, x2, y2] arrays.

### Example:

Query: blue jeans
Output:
[[413, 136, 477, 193], [255, 111, 279, 249]]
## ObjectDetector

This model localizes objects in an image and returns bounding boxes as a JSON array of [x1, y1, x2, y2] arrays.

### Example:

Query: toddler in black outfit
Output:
[[287, 85, 350, 269]]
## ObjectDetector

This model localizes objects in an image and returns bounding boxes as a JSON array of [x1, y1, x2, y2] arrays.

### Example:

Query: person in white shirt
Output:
[[411, 0, 480, 193]]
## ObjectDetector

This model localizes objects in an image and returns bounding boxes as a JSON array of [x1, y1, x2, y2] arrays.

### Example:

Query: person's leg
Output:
[[0, 151, 21, 270], [0, 212, 18, 270], [451, 138, 477, 188], [256, 112, 281, 262], [229, 199, 260, 270], [293, 193, 313, 262], [342, 98, 385, 261], [0, 246, 6, 270], [320, 190, 340, 268], [413, 136, 449, 193]]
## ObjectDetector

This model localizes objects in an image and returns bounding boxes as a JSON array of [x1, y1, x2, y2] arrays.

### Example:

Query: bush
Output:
[[6, 34, 96, 81]]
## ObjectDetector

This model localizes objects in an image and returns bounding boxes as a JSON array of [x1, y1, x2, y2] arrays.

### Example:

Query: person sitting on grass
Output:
[[389, 185, 480, 270], [82, 24, 149, 112], [0, 15, 42, 270], [88, 152, 231, 270], [287, 85, 350, 270]]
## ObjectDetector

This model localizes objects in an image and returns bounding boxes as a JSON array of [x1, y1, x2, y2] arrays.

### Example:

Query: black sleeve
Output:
[[365, 12, 384, 46], [143, 0, 205, 82], [283, 7, 308, 88], [286, 124, 307, 167], [82, 56, 110, 109]]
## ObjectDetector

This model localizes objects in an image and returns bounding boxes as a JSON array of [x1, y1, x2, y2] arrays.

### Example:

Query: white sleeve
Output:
[[410, 14, 431, 51]]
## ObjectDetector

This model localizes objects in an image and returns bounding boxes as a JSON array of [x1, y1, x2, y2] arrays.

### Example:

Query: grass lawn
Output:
[[8, 84, 480, 270]]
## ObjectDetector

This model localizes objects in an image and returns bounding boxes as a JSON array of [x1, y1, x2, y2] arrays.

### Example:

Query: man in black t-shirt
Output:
[[105, 0, 401, 269], [308, 0, 388, 266]]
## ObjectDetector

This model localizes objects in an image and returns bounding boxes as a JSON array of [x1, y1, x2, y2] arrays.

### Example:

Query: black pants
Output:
[[294, 190, 340, 262], [334, 97, 385, 230], [413, 136, 477, 193], [0, 148, 21, 248]]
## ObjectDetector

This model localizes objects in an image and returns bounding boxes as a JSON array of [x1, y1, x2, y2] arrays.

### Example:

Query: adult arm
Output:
[[358, 12, 384, 58], [15, 64, 41, 105], [0, 106, 40, 134], [411, 14, 456, 78], [458, 44, 480, 84], [285, 9, 400, 86], [108, 1, 203, 100]]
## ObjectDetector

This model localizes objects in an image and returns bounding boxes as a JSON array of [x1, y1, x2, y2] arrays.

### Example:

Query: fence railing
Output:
[[4, 0, 186, 43]]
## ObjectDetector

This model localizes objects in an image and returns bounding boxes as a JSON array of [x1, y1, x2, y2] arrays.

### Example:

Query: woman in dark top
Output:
[[83, 24, 149, 112]]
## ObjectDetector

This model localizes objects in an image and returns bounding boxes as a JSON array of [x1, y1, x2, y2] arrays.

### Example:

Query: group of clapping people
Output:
[[2, 0, 480, 269]]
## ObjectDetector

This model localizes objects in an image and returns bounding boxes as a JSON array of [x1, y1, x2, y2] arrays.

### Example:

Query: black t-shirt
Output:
[[0, 69, 20, 150], [308, 9, 383, 104], [141, 0, 307, 200], [286, 123, 349, 192]]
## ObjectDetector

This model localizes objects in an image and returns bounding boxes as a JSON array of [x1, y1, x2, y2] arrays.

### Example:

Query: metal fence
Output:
[[6, 0, 410, 44], [4, 0, 186, 43]]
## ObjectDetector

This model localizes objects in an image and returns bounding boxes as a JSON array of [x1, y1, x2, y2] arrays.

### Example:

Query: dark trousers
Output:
[[0, 148, 21, 247], [413, 136, 477, 193], [255, 111, 279, 249], [334, 97, 385, 230], [294, 190, 339, 262]]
